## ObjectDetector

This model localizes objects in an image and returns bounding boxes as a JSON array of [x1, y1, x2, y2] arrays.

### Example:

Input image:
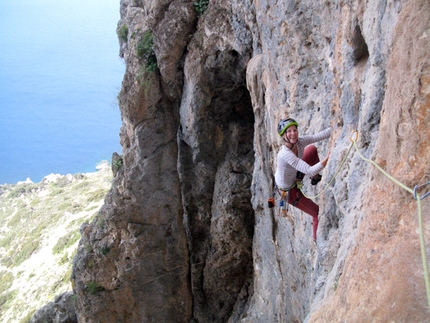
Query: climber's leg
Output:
[[302, 144, 320, 166], [289, 188, 319, 240], [303, 144, 322, 185]]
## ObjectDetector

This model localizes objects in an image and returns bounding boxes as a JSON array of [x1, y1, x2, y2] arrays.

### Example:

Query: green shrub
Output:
[[73, 180, 91, 191], [52, 177, 70, 188], [0, 235, 13, 249], [137, 30, 153, 58], [62, 266, 73, 284], [137, 65, 156, 89], [53, 231, 80, 255], [33, 223, 47, 237], [0, 290, 17, 311], [1, 229, 44, 268], [0, 271, 14, 292], [1, 256, 13, 268], [70, 202, 85, 214], [50, 279, 62, 293], [112, 156, 123, 172], [96, 217, 105, 229], [7, 186, 27, 199], [57, 200, 72, 212], [145, 56, 157, 73], [58, 253, 69, 266], [117, 24, 128, 42], [14, 239, 40, 266], [87, 281, 105, 295], [87, 189, 107, 203], [8, 210, 25, 228], [49, 187, 64, 196], [30, 198, 40, 207], [20, 309, 36, 323], [136, 30, 157, 73], [194, 0, 209, 17], [100, 247, 110, 256]]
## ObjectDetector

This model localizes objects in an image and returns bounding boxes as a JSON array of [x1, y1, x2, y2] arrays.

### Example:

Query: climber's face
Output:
[[284, 125, 298, 144]]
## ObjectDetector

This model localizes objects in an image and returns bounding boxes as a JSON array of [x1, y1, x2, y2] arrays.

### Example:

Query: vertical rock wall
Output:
[[73, 0, 255, 321], [246, 0, 430, 322], [70, 0, 430, 322]]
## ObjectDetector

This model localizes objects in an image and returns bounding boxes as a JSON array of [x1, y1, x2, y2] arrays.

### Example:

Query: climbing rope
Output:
[[350, 132, 430, 309], [300, 130, 430, 308]]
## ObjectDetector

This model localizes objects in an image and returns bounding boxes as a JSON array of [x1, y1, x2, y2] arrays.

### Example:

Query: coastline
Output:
[[0, 160, 112, 186]]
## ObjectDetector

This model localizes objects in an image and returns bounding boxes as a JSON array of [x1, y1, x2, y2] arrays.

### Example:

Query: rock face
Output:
[[30, 292, 77, 323], [71, 0, 430, 322]]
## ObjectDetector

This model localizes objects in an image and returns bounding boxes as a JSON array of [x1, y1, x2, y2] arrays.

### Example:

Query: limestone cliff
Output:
[[71, 0, 430, 322]]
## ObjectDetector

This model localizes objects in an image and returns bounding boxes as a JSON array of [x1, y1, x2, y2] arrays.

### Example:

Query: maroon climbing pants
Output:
[[288, 144, 320, 241]]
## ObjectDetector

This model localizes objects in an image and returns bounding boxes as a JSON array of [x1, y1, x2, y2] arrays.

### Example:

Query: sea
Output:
[[0, 0, 125, 184]]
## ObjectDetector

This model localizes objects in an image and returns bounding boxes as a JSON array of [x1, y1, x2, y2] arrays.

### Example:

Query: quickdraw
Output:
[[413, 181, 430, 200]]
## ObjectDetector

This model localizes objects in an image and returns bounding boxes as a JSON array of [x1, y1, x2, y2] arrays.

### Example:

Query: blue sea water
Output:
[[0, 0, 124, 184]]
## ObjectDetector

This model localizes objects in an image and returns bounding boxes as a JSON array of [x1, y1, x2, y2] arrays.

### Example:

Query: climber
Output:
[[274, 118, 331, 242]]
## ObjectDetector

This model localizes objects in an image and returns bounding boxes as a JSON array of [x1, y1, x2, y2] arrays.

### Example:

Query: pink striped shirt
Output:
[[274, 128, 331, 190]]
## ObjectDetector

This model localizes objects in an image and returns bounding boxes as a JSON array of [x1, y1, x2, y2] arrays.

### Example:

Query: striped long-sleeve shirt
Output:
[[274, 128, 331, 190]]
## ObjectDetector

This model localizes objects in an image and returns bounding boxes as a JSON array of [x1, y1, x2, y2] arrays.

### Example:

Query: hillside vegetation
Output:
[[0, 162, 113, 323]]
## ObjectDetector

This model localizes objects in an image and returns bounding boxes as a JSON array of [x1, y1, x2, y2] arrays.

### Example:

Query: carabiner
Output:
[[413, 181, 430, 200]]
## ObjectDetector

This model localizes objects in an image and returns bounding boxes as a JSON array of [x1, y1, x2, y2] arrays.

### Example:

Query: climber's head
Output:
[[278, 118, 298, 136], [278, 118, 299, 146]]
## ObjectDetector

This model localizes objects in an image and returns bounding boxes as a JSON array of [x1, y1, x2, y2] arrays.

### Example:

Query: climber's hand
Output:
[[321, 151, 330, 167]]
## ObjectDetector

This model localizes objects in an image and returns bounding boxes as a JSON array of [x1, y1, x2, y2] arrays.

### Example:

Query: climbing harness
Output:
[[269, 178, 305, 219]]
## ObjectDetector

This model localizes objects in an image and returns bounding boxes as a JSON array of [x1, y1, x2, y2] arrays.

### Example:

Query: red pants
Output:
[[288, 145, 319, 240]]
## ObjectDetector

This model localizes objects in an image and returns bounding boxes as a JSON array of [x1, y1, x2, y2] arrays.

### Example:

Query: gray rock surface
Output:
[[30, 291, 77, 323]]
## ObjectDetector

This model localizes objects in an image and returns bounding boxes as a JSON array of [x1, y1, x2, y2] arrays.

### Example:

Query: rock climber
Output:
[[274, 118, 331, 242]]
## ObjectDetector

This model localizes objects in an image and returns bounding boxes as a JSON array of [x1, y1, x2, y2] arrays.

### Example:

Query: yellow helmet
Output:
[[278, 118, 298, 136]]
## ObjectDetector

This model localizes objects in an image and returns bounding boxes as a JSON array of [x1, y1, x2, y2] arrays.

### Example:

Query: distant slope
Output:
[[0, 162, 113, 323]]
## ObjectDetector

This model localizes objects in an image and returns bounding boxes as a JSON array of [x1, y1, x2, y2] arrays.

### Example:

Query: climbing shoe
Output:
[[311, 174, 322, 186]]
